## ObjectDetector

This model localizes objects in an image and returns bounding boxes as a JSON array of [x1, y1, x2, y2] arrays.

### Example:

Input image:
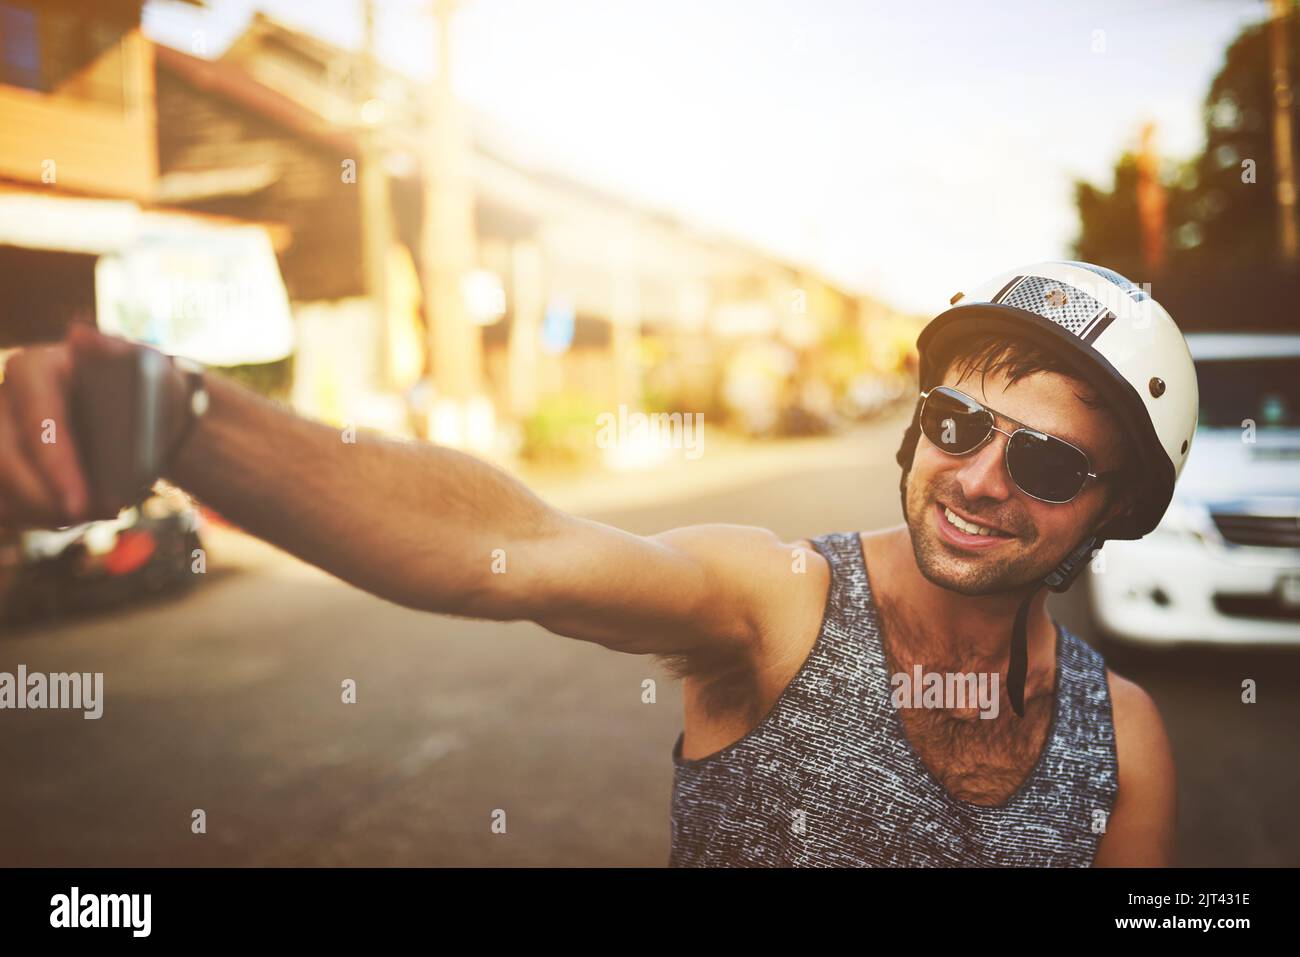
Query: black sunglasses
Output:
[[918, 386, 1121, 504]]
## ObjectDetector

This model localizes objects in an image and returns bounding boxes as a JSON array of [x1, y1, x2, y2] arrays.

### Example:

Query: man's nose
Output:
[[954, 433, 1013, 502]]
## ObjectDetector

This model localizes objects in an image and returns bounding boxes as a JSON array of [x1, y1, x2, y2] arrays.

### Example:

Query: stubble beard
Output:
[[903, 473, 1052, 597]]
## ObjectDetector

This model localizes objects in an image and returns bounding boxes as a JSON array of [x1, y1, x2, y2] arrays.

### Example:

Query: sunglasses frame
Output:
[[918, 386, 1121, 504]]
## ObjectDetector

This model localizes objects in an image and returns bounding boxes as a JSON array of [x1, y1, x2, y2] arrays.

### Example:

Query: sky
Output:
[[144, 0, 1270, 316]]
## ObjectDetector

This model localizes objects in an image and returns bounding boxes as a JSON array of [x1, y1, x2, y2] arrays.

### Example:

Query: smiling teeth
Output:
[[944, 506, 1004, 537]]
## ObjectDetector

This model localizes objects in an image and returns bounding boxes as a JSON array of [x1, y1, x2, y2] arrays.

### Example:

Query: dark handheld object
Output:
[[70, 347, 176, 519]]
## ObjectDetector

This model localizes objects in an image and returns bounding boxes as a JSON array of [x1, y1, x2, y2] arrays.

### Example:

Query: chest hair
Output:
[[876, 596, 1055, 806]]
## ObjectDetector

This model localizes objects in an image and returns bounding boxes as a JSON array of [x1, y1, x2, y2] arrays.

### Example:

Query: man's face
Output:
[[904, 365, 1127, 596]]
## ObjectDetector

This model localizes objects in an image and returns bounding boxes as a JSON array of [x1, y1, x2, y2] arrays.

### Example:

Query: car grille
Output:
[[1211, 513, 1300, 548], [1214, 594, 1300, 622]]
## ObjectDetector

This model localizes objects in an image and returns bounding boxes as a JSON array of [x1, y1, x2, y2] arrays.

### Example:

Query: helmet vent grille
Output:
[[996, 275, 1108, 336]]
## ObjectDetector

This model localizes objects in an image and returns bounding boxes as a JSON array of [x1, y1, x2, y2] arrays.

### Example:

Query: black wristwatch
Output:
[[162, 354, 209, 472]]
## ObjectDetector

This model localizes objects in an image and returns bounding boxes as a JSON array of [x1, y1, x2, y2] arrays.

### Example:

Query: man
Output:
[[0, 260, 1197, 866]]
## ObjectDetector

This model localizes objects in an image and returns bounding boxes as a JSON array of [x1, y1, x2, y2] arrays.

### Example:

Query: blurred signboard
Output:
[[541, 298, 576, 354], [96, 220, 294, 366], [0, 191, 294, 366]]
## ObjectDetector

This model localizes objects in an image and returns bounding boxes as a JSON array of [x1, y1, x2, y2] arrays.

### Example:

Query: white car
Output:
[[1089, 333, 1300, 647]]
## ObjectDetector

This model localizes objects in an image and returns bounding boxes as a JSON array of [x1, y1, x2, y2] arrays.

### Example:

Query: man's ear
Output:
[[1098, 481, 1136, 528]]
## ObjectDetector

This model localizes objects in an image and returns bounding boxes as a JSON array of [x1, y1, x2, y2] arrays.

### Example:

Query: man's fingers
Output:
[[0, 391, 64, 527], [3, 344, 87, 523], [0, 326, 143, 527], [68, 322, 137, 360]]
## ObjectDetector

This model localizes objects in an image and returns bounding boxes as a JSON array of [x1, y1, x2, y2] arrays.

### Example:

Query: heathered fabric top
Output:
[[668, 530, 1118, 867]]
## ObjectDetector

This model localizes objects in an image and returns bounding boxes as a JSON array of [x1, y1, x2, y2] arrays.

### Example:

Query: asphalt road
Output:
[[2, 416, 1296, 866]]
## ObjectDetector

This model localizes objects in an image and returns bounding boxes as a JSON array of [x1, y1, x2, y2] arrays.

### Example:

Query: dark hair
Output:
[[941, 332, 1102, 408], [935, 331, 1137, 508]]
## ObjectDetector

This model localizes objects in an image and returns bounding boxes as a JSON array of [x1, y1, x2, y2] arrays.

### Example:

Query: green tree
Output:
[[1073, 6, 1300, 278], [1073, 152, 1147, 281]]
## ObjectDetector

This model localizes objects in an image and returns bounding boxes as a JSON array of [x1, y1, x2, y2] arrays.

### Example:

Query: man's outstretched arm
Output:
[[0, 326, 800, 662]]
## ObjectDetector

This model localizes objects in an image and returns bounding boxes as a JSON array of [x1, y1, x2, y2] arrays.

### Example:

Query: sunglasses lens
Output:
[[1006, 430, 1089, 502], [920, 388, 992, 453]]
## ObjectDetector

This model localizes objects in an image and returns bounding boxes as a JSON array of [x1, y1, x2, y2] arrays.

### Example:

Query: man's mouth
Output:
[[934, 502, 1016, 548]]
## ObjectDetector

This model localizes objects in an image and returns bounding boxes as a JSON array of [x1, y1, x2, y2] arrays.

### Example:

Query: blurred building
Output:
[[0, 0, 158, 345], [151, 12, 911, 445], [0, 0, 295, 367], [0, 5, 913, 448]]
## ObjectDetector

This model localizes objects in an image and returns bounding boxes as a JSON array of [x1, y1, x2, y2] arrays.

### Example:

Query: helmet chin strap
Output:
[[1007, 534, 1101, 718], [1007, 589, 1037, 718]]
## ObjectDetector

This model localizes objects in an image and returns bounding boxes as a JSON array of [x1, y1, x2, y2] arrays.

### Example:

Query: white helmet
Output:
[[897, 260, 1199, 541]]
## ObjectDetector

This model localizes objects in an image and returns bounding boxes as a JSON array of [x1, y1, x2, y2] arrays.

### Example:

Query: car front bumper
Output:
[[1088, 536, 1300, 646]]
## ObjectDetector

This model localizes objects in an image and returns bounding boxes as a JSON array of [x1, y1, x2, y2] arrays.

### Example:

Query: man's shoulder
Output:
[[649, 522, 820, 571], [1094, 666, 1178, 864], [1104, 667, 1176, 816], [1105, 668, 1170, 753], [648, 523, 831, 628], [1052, 629, 1155, 735], [662, 525, 834, 722]]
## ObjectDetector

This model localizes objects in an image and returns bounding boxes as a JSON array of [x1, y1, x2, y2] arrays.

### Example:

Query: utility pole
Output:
[[1135, 121, 1167, 275], [1270, 0, 1298, 264], [421, 0, 482, 411], [359, 0, 393, 385]]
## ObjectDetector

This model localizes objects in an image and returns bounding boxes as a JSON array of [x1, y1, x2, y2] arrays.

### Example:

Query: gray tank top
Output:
[[669, 530, 1118, 867]]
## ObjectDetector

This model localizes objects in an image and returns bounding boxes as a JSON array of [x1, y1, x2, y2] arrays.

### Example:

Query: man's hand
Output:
[[0, 324, 182, 529], [0, 332, 86, 529]]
